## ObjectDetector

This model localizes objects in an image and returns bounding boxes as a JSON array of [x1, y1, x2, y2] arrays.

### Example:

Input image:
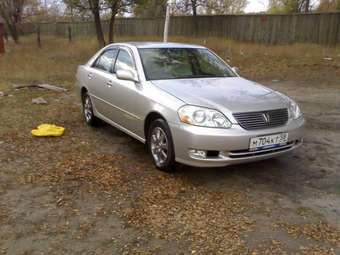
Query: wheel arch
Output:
[[80, 87, 88, 101], [144, 111, 176, 171], [144, 111, 167, 141]]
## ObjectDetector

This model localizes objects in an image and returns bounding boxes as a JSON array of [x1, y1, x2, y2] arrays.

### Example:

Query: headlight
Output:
[[178, 105, 232, 128], [289, 100, 302, 119]]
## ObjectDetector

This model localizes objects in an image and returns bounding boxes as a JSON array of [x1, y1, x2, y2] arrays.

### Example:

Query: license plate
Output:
[[249, 133, 288, 151]]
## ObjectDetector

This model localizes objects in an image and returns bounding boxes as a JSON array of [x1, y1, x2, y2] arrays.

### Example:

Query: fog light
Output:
[[189, 149, 207, 159]]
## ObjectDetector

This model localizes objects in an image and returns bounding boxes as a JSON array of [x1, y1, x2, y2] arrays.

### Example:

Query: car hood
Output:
[[151, 77, 289, 114]]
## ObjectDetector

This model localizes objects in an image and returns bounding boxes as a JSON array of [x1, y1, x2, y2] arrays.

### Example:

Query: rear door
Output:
[[86, 48, 118, 119]]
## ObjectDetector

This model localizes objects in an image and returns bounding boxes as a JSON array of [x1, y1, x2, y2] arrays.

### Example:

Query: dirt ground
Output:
[[0, 37, 340, 254]]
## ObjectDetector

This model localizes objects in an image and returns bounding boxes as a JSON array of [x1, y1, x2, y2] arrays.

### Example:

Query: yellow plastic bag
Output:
[[31, 124, 65, 137]]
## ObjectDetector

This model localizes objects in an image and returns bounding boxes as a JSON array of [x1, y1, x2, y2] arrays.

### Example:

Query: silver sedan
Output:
[[76, 42, 304, 171]]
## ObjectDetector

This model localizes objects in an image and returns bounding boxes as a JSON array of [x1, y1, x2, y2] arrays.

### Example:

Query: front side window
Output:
[[93, 49, 118, 73], [138, 48, 236, 80], [114, 49, 136, 74]]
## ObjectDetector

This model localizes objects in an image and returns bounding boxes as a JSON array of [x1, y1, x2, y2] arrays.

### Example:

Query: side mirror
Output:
[[116, 69, 138, 82], [232, 67, 240, 75]]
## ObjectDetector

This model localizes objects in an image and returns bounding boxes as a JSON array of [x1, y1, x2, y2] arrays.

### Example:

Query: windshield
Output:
[[138, 48, 236, 80]]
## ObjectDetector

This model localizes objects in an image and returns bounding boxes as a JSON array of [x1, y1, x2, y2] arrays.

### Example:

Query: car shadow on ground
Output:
[[177, 157, 302, 193], [95, 119, 339, 206]]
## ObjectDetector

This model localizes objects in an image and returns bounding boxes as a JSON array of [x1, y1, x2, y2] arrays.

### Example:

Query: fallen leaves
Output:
[[275, 222, 340, 248], [114, 173, 255, 254], [300, 246, 336, 255], [24, 149, 256, 254], [250, 239, 286, 255]]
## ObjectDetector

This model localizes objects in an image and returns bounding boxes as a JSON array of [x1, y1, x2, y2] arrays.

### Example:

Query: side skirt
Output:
[[95, 111, 146, 144]]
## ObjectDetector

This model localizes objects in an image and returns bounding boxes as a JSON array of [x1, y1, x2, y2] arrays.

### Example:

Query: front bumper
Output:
[[169, 117, 305, 167]]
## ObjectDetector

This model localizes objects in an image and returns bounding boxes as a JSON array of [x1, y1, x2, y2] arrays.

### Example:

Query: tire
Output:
[[147, 119, 176, 172], [82, 92, 99, 126]]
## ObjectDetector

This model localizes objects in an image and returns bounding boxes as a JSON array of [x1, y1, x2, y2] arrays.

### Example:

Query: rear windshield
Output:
[[138, 48, 236, 80]]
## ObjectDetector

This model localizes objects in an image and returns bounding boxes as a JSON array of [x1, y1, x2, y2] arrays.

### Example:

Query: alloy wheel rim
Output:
[[84, 96, 92, 122], [150, 127, 168, 167]]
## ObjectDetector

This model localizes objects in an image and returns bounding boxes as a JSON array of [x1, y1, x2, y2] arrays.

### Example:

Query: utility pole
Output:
[[163, 0, 171, 42]]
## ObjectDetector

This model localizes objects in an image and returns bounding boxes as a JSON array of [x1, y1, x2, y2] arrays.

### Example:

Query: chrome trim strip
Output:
[[96, 111, 145, 143], [228, 143, 294, 157], [90, 93, 142, 120], [180, 142, 302, 163]]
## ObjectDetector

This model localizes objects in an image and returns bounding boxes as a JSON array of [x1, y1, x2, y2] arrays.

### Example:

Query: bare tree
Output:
[[64, 0, 135, 46], [173, 0, 247, 15], [305, 0, 310, 11], [204, 0, 248, 14], [268, 0, 313, 13], [317, 0, 340, 11], [133, 0, 166, 18], [0, 0, 25, 43], [190, 0, 198, 16], [89, 0, 106, 46], [107, 0, 119, 43], [63, 0, 92, 21], [107, 0, 133, 43], [173, 0, 203, 16], [63, 0, 106, 46]]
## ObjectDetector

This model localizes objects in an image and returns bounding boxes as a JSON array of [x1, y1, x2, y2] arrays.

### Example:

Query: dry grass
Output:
[[0, 36, 98, 89], [0, 35, 339, 92], [1, 35, 340, 254]]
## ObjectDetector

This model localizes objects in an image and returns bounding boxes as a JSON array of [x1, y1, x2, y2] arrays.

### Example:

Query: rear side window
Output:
[[114, 49, 135, 74], [93, 49, 118, 73]]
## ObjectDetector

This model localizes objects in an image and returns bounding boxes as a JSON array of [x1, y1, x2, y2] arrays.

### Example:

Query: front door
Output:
[[104, 48, 141, 133]]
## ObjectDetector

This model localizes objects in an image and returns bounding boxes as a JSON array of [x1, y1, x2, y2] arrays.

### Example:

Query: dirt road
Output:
[[0, 78, 339, 254]]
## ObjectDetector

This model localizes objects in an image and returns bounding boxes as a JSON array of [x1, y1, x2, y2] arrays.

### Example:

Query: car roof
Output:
[[116, 42, 206, 49]]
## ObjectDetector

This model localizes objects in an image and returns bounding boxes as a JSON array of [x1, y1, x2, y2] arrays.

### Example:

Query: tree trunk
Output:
[[5, 19, 19, 44], [191, 0, 198, 36], [192, 0, 197, 16], [108, 14, 116, 44], [37, 24, 41, 48], [93, 9, 106, 47], [89, 0, 105, 47], [0, 0, 23, 44], [68, 26, 72, 43], [108, 2, 119, 44], [0, 10, 19, 43], [305, 0, 310, 12]]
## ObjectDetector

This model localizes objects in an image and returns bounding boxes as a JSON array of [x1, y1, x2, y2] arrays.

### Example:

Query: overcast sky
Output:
[[245, 0, 269, 13]]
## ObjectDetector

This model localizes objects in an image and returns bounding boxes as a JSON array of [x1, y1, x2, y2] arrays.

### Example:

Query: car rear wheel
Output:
[[148, 119, 175, 172], [82, 92, 99, 126]]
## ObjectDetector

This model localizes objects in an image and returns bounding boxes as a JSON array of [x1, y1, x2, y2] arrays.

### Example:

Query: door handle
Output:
[[107, 80, 113, 87], [88, 73, 94, 79]]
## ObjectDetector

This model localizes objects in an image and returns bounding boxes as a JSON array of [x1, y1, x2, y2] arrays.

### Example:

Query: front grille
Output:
[[233, 108, 288, 130]]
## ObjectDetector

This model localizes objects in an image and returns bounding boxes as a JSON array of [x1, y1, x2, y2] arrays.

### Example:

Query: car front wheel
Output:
[[148, 119, 175, 172]]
